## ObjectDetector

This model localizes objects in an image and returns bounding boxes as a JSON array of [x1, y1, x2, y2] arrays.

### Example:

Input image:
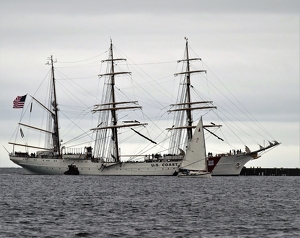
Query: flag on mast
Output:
[[13, 95, 27, 109]]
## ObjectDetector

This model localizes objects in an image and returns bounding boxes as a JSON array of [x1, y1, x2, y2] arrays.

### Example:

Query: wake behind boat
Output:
[[9, 41, 182, 175]]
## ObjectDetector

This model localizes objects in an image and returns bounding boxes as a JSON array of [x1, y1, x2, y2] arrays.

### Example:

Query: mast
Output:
[[109, 41, 120, 161], [173, 38, 211, 140], [46, 56, 60, 155], [168, 38, 216, 155], [95, 40, 145, 162], [184, 38, 193, 141]]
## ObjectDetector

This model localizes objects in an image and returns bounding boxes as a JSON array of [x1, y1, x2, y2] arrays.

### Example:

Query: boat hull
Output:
[[207, 154, 253, 176], [178, 171, 211, 178], [9, 156, 181, 176], [10, 153, 253, 176]]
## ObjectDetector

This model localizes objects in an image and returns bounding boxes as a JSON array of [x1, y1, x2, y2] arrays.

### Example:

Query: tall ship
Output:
[[8, 39, 280, 176], [9, 41, 182, 175], [166, 38, 280, 176]]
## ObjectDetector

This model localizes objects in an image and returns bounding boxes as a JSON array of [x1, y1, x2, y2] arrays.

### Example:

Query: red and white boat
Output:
[[167, 38, 280, 176], [207, 141, 279, 176]]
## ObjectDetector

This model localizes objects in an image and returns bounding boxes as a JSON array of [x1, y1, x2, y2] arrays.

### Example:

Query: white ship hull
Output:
[[208, 154, 253, 176], [10, 155, 180, 176], [9, 153, 264, 176]]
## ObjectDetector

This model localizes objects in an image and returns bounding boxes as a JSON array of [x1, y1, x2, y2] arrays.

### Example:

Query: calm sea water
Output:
[[0, 168, 299, 238]]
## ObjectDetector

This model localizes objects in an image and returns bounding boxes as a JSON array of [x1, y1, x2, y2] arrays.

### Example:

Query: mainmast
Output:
[[46, 56, 60, 155], [93, 40, 147, 162]]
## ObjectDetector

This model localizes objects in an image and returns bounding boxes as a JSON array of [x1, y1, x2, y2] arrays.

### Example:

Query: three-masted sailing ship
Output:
[[9, 41, 182, 175], [167, 38, 280, 176], [9, 39, 280, 176]]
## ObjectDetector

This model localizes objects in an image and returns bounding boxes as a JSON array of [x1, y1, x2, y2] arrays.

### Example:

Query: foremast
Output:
[[168, 38, 217, 155], [92, 40, 147, 163], [169, 39, 280, 160]]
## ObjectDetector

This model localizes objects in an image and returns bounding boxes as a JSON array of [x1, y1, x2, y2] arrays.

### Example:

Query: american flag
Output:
[[13, 95, 27, 109]]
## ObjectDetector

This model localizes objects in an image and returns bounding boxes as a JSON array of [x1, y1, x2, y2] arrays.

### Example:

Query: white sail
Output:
[[180, 117, 207, 171]]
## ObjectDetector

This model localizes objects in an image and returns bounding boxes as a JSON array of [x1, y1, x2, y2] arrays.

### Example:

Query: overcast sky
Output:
[[0, 0, 299, 168]]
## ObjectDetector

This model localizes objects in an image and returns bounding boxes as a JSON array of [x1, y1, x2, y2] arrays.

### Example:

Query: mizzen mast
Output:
[[46, 56, 60, 156]]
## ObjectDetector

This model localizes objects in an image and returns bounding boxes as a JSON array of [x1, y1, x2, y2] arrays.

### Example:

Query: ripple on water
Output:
[[0, 170, 299, 237]]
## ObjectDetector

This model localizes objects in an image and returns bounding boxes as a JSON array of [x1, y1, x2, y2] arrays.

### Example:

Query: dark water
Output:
[[0, 168, 299, 238]]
